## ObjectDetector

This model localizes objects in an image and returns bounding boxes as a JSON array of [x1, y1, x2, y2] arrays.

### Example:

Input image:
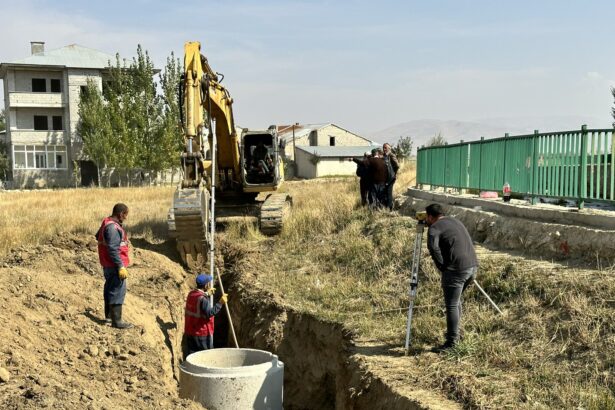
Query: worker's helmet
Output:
[[196, 273, 213, 287]]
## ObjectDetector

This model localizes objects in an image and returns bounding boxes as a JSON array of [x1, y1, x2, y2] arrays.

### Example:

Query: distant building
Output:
[[276, 123, 376, 178], [0, 41, 114, 188], [295, 146, 377, 179]]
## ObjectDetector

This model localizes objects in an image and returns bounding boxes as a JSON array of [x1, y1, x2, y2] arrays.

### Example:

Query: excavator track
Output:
[[167, 188, 209, 265], [259, 193, 292, 235]]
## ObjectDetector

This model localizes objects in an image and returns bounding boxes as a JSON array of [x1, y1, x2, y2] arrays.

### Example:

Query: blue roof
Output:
[[296, 145, 380, 158]]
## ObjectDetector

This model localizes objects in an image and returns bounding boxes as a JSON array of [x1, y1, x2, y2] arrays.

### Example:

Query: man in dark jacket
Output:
[[425, 203, 478, 352], [366, 148, 388, 208], [352, 152, 372, 206], [96, 203, 132, 329], [383, 143, 400, 210]]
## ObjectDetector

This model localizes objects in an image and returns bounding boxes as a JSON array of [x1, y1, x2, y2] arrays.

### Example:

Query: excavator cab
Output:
[[241, 130, 283, 189]]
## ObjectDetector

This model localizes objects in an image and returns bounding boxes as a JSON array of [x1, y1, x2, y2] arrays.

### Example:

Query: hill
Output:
[[367, 116, 609, 150]]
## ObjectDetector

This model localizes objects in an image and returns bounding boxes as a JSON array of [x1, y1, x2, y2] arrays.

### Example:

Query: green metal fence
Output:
[[417, 126, 615, 207]]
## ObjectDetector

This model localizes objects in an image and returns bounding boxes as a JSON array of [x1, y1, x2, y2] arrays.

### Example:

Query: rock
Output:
[[0, 367, 10, 382], [112, 345, 121, 356], [128, 348, 138, 356], [87, 346, 99, 357], [117, 354, 129, 361]]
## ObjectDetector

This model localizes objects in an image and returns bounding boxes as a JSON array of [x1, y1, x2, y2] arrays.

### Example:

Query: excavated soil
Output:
[[0, 235, 199, 409], [0, 232, 452, 410]]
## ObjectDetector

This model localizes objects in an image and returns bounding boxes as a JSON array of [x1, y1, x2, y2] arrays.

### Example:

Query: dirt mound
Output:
[[0, 233, 200, 409]]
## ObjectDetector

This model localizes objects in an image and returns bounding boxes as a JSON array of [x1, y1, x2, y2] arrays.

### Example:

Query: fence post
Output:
[[578, 124, 588, 209], [502, 133, 509, 188], [459, 140, 464, 194], [478, 137, 484, 192], [443, 143, 448, 191], [531, 130, 539, 204]]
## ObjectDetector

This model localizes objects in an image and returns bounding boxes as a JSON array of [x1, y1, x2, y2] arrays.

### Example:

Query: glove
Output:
[[207, 287, 217, 296], [118, 267, 128, 280], [219, 293, 228, 305]]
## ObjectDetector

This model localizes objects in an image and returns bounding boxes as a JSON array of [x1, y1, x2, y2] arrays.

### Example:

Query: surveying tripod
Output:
[[404, 211, 503, 354], [404, 211, 427, 353]]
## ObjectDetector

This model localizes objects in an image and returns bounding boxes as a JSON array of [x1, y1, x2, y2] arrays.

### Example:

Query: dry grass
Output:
[[3, 164, 614, 409], [224, 165, 615, 410], [0, 186, 174, 257]]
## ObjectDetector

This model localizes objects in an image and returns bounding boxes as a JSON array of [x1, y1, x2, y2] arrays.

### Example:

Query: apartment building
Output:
[[0, 42, 114, 188]]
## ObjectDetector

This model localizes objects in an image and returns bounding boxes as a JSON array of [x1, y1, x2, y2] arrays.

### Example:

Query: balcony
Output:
[[9, 130, 66, 145], [8, 92, 65, 108]]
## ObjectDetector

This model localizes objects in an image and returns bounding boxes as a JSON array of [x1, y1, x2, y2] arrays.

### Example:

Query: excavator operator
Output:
[[251, 141, 273, 176]]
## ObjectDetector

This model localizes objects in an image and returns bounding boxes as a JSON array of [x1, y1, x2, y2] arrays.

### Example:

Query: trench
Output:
[[159, 235, 434, 410]]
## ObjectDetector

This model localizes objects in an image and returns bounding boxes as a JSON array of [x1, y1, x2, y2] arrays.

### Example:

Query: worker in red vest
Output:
[[96, 203, 133, 329], [184, 273, 228, 357]]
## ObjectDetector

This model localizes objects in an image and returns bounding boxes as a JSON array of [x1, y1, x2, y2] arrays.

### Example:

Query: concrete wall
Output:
[[14, 107, 66, 130], [284, 125, 371, 160], [10, 130, 65, 145], [13, 70, 63, 92], [315, 124, 371, 147], [316, 158, 357, 177], [11, 169, 72, 189], [295, 148, 317, 179]]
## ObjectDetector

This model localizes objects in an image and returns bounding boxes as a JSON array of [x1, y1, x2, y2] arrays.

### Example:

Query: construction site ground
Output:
[[0, 168, 614, 409]]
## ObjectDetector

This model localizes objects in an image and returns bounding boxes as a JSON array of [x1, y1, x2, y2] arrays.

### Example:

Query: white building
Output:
[[0, 42, 114, 188], [276, 123, 377, 178]]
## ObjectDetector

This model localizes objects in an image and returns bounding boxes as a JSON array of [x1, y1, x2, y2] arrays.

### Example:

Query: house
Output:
[[294, 146, 377, 179], [0, 41, 115, 188], [276, 123, 377, 178]]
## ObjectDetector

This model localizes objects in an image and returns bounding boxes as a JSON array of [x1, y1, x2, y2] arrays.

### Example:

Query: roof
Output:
[[277, 123, 373, 145], [2, 44, 116, 70], [296, 145, 380, 158]]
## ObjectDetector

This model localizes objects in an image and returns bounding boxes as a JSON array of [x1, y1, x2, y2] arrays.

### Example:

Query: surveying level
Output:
[[404, 212, 427, 354]]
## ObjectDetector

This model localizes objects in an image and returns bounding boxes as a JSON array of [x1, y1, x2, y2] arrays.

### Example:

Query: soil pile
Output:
[[0, 234, 200, 409]]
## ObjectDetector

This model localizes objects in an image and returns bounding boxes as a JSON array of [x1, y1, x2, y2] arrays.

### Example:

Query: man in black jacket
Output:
[[383, 143, 399, 210], [425, 203, 478, 352]]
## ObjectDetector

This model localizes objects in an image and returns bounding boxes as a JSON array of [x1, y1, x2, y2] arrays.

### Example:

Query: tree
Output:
[[426, 132, 446, 147], [393, 136, 414, 160], [77, 79, 114, 186], [105, 54, 135, 186], [0, 109, 5, 131], [159, 52, 184, 182]]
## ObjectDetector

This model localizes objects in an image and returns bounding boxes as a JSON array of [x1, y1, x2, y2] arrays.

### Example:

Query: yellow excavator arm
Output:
[[181, 41, 241, 190]]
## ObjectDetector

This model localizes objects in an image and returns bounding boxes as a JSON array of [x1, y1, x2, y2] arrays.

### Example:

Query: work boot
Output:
[[110, 304, 133, 329], [104, 303, 111, 324], [430, 340, 457, 353]]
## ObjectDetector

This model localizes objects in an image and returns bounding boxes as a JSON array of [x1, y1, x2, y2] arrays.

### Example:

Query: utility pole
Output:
[[292, 122, 299, 175]]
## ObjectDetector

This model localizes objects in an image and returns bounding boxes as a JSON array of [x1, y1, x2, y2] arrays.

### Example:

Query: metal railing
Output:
[[416, 125, 615, 207]]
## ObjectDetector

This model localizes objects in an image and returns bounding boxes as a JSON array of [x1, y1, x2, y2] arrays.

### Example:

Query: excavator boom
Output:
[[168, 41, 291, 265]]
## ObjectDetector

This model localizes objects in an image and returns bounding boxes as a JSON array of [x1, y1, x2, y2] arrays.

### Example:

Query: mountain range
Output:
[[366, 116, 612, 151]]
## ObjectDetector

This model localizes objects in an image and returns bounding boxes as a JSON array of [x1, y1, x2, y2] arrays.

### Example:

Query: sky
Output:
[[1, 0, 614, 133]]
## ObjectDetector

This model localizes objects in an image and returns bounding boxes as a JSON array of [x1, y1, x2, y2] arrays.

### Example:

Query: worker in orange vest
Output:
[[96, 203, 133, 329], [184, 274, 228, 358]]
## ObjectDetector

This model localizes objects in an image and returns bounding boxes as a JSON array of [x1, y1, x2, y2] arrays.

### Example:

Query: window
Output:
[[12, 144, 67, 169], [32, 78, 46, 92], [50, 79, 61, 92], [52, 116, 63, 131], [329, 136, 336, 146], [33, 115, 48, 131]]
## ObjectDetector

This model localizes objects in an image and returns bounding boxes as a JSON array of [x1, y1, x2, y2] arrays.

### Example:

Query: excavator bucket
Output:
[[168, 187, 209, 266]]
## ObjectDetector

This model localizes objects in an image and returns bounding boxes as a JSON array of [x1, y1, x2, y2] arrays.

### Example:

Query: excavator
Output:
[[167, 41, 291, 265]]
